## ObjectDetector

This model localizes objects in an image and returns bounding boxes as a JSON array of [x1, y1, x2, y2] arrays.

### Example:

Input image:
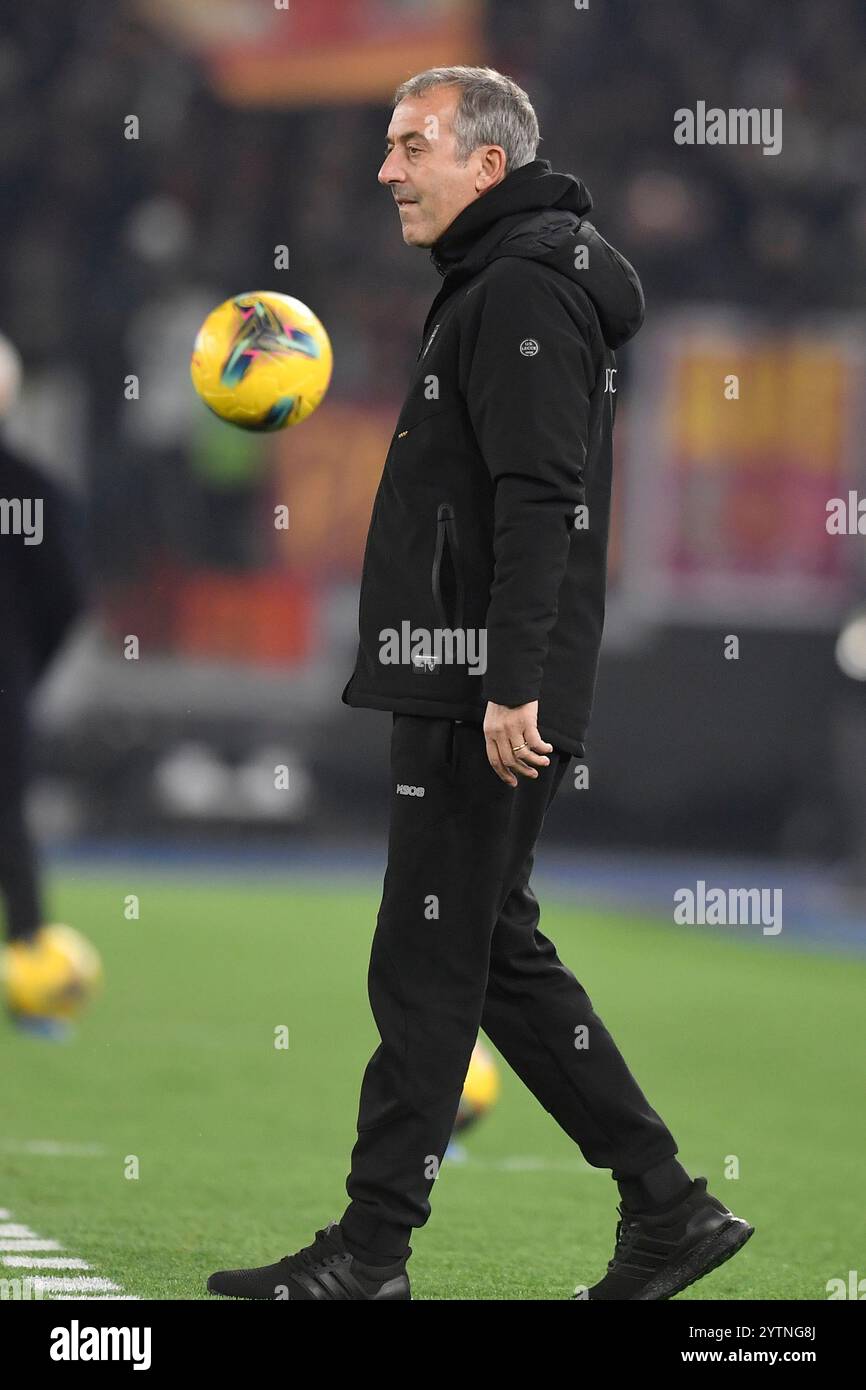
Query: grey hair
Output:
[[393, 65, 540, 173]]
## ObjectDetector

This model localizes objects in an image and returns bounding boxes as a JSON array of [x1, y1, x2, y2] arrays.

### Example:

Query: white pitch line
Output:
[[51, 1294, 140, 1300], [33, 1276, 121, 1294], [447, 1155, 604, 1174], [0, 1140, 105, 1158], [3, 1255, 89, 1270], [496, 1156, 598, 1173], [0, 1239, 62, 1252], [1, 1205, 134, 1298]]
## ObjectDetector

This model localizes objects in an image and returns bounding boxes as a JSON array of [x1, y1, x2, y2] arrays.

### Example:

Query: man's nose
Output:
[[378, 150, 403, 186]]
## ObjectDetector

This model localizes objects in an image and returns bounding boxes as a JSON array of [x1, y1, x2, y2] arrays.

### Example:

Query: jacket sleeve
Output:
[[459, 264, 597, 707]]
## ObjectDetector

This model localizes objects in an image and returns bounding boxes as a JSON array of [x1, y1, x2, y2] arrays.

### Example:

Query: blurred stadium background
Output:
[[2, 0, 865, 1301], [4, 0, 866, 862]]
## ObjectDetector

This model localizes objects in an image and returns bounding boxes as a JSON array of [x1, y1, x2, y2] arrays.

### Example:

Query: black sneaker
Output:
[[576, 1177, 754, 1301], [207, 1220, 411, 1300]]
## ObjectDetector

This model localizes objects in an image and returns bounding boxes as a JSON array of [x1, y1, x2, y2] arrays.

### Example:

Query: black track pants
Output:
[[340, 714, 678, 1258]]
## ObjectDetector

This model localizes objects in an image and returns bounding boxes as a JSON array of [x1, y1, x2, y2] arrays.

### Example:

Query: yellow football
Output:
[[454, 1039, 501, 1133], [3, 924, 103, 1022], [190, 290, 333, 431]]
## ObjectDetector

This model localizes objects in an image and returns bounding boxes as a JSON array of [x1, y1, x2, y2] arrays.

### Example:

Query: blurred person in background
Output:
[[208, 67, 753, 1303], [0, 333, 89, 1036]]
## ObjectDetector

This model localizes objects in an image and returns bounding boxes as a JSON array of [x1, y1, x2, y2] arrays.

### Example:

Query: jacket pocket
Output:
[[395, 406, 444, 440], [431, 502, 465, 630]]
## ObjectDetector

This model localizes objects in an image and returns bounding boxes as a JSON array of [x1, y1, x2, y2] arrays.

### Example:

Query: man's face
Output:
[[378, 86, 506, 247]]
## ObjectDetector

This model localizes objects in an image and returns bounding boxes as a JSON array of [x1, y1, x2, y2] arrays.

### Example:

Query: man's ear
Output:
[[477, 147, 507, 193]]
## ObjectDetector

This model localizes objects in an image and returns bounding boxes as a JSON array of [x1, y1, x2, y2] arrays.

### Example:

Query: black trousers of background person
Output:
[[340, 714, 679, 1260], [0, 676, 41, 942]]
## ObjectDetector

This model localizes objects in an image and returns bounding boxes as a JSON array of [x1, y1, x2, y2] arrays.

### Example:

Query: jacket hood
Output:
[[429, 158, 644, 349]]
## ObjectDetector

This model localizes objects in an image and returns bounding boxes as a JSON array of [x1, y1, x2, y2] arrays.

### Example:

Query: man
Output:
[[0, 334, 88, 1033], [209, 65, 753, 1302]]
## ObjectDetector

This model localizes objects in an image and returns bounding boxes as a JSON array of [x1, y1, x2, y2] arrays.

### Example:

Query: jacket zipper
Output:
[[431, 502, 465, 629]]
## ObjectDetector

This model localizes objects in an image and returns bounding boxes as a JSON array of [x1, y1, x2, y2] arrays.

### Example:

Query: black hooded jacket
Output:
[[340, 158, 644, 755]]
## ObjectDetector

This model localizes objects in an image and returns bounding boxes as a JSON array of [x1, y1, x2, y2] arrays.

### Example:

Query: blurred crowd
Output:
[[0, 0, 864, 583]]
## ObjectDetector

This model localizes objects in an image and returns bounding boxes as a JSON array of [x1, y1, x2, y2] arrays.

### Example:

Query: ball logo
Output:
[[222, 298, 318, 387], [396, 784, 425, 797], [519, 338, 539, 357]]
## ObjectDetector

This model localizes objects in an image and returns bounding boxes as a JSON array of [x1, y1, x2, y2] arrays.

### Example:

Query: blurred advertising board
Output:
[[272, 400, 394, 577], [139, 0, 484, 105], [98, 401, 393, 663], [620, 310, 866, 626]]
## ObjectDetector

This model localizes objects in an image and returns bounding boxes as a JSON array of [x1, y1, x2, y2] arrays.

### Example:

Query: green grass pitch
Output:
[[1, 869, 863, 1300]]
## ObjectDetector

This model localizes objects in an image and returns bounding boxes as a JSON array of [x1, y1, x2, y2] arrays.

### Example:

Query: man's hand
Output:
[[483, 700, 553, 787]]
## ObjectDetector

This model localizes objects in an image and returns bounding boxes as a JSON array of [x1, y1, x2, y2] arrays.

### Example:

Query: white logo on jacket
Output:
[[396, 784, 425, 797]]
